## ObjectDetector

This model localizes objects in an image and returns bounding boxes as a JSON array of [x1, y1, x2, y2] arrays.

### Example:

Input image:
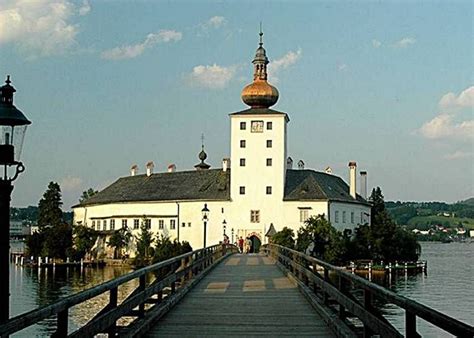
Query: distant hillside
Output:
[[11, 206, 73, 224], [461, 197, 474, 206], [386, 200, 474, 229]]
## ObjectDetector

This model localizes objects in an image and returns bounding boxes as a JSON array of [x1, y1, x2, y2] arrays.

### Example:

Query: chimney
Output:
[[130, 164, 138, 176], [146, 161, 154, 177], [222, 158, 230, 172], [167, 164, 176, 173], [360, 171, 368, 200], [348, 161, 357, 199], [298, 160, 305, 170], [325, 166, 332, 174], [286, 157, 293, 170]]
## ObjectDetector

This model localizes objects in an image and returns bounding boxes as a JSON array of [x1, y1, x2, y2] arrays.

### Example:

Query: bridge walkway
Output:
[[146, 253, 334, 337]]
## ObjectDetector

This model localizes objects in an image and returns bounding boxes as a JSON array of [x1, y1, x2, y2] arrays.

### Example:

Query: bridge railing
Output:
[[0, 244, 238, 337], [264, 244, 474, 338]]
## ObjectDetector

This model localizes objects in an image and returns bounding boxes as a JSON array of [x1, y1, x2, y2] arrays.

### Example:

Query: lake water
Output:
[[8, 241, 474, 336]]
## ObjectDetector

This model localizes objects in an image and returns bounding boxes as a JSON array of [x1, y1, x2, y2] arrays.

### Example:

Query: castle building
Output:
[[73, 32, 371, 256]]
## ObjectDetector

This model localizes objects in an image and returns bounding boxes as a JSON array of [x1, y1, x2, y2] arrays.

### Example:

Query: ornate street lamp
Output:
[[222, 219, 227, 237], [231, 228, 234, 244], [201, 203, 210, 248], [0, 75, 31, 323]]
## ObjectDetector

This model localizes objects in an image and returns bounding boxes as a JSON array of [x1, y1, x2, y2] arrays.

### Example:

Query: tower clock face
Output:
[[251, 120, 264, 133]]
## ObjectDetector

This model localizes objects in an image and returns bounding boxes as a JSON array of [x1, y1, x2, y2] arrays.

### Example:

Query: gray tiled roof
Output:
[[76, 169, 230, 207], [75, 168, 367, 208], [284, 169, 368, 204]]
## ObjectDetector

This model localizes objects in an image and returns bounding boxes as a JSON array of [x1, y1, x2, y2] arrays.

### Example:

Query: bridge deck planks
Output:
[[146, 253, 334, 337]]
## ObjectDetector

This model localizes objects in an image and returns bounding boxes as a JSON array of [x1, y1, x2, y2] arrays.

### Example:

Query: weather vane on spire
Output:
[[201, 133, 205, 150], [259, 22, 263, 46]]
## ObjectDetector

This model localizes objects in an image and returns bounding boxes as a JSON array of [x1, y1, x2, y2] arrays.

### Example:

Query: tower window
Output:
[[335, 211, 339, 223], [266, 140, 272, 148], [250, 210, 260, 223], [239, 186, 245, 195], [240, 140, 246, 148], [266, 158, 272, 166], [240, 122, 246, 130], [300, 210, 309, 222], [240, 158, 246, 166], [266, 186, 272, 195], [267, 122, 272, 130]]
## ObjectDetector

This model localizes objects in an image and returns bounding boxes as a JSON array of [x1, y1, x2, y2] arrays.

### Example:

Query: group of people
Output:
[[237, 236, 253, 254]]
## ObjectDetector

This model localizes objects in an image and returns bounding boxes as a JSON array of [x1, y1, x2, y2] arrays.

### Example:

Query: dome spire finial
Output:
[[195, 133, 210, 170], [240, 27, 279, 109]]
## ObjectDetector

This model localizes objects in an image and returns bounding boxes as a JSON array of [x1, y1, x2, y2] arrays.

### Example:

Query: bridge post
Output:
[[107, 287, 118, 336], [138, 275, 146, 318], [338, 276, 346, 320], [323, 268, 329, 305], [363, 289, 374, 338], [406, 310, 420, 338], [53, 309, 68, 337]]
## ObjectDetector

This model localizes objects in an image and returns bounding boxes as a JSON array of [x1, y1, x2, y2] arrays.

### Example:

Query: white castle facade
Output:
[[73, 33, 371, 256]]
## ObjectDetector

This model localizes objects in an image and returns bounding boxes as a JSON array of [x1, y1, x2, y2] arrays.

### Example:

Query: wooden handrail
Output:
[[0, 244, 238, 337], [264, 244, 474, 337]]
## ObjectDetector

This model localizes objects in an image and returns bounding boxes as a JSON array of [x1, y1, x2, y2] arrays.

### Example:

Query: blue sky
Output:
[[0, 0, 472, 209]]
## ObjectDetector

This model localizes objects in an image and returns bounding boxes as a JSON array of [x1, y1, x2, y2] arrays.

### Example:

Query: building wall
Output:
[[329, 201, 371, 232]]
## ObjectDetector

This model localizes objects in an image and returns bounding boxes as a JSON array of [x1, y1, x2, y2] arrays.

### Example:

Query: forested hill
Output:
[[386, 198, 474, 229], [11, 206, 73, 224]]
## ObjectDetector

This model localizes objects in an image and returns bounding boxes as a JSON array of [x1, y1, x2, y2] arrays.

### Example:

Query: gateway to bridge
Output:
[[73, 31, 371, 257]]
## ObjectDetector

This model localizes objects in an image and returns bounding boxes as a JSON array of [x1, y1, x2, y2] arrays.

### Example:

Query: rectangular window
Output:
[[122, 219, 127, 229], [267, 121, 272, 130], [188, 222, 191, 227], [240, 122, 246, 130], [103, 220, 107, 231], [159, 219, 164, 230], [92, 220, 95, 228], [361, 212, 364, 224], [110, 219, 115, 230], [182, 222, 186, 228], [335, 211, 339, 223], [266, 140, 272, 148], [342, 211, 346, 223], [134, 219, 139, 229], [239, 186, 245, 195], [266, 158, 272, 166], [240, 158, 246, 166], [240, 140, 246, 148], [170, 219, 176, 230], [266, 186, 272, 195], [300, 210, 309, 222], [144, 219, 151, 229], [351, 212, 354, 224], [250, 210, 260, 223]]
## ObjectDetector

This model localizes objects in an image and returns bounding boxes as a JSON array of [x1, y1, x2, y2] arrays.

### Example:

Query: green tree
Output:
[[42, 223, 73, 260], [296, 215, 344, 264], [25, 231, 45, 257], [72, 225, 98, 260], [108, 227, 131, 259], [79, 188, 98, 203], [37, 182, 63, 231], [134, 218, 154, 266], [153, 235, 193, 278], [271, 227, 295, 248]]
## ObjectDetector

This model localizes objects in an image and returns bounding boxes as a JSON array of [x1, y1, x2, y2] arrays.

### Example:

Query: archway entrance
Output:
[[249, 235, 261, 253]]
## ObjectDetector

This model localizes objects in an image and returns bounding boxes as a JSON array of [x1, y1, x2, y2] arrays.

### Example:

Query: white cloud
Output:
[[206, 16, 226, 29], [372, 39, 382, 48], [418, 86, 474, 142], [78, 0, 90, 16], [268, 48, 302, 83], [393, 37, 416, 48], [60, 176, 83, 192], [101, 30, 182, 60], [0, 0, 91, 58], [444, 151, 473, 160], [439, 86, 474, 112], [187, 64, 237, 89], [338, 63, 348, 71]]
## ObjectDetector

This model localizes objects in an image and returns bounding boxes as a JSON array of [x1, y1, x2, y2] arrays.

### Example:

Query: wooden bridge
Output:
[[0, 244, 473, 337]]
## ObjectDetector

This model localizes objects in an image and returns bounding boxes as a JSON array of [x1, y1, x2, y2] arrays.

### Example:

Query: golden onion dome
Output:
[[241, 80, 279, 108], [241, 29, 279, 109]]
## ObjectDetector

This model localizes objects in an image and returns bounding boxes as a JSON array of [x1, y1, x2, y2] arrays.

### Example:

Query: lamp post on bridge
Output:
[[222, 219, 226, 237], [201, 203, 210, 248], [0, 75, 31, 324], [231, 228, 234, 243]]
